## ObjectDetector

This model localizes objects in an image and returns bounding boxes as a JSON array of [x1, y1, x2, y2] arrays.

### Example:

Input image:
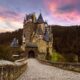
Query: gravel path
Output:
[[17, 59, 80, 80]]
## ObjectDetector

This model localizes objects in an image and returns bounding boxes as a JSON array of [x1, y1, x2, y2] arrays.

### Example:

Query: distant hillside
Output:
[[0, 29, 23, 45], [52, 25, 80, 61], [0, 25, 80, 60]]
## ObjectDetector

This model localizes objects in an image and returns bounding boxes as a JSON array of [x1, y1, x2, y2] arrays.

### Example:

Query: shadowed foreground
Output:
[[17, 59, 80, 80]]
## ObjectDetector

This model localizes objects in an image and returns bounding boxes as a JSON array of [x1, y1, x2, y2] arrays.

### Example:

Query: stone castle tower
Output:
[[21, 13, 53, 59]]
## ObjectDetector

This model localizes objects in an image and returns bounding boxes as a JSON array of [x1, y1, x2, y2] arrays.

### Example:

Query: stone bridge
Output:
[[17, 59, 80, 80]]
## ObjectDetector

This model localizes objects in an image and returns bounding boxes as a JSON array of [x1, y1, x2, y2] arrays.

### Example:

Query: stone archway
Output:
[[28, 50, 36, 58]]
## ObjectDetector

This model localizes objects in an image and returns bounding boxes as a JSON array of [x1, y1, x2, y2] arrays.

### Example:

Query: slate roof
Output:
[[11, 38, 18, 47], [36, 13, 44, 23], [43, 29, 50, 42]]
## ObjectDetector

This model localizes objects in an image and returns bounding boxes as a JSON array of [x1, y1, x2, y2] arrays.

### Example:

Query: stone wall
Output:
[[0, 61, 27, 80], [38, 59, 80, 73], [23, 22, 35, 43]]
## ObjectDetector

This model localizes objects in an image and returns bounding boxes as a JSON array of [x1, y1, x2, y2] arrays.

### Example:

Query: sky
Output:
[[0, 0, 80, 32]]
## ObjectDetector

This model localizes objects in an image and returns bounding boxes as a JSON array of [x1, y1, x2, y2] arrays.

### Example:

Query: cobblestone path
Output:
[[17, 59, 80, 80]]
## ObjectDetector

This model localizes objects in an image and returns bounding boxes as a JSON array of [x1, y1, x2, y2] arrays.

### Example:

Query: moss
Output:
[[51, 50, 66, 62]]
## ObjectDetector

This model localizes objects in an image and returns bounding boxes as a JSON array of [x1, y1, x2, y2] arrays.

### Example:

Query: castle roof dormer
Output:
[[36, 13, 44, 23]]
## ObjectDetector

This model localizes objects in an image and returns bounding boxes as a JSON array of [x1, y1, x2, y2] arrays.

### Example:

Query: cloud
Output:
[[0, 29, 13, 33], [44, 0, 80, 25], [0, 6, 24, 32], [0, 6, 24, 22], [0, 19, 23, 33]]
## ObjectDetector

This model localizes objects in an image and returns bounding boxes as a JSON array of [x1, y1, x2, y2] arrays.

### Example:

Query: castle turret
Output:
[[21, 12, 53, 59], [24, 13, 36, 23], [36, 13, 44, 23], [11, 38, 19, 47], [32, 13, 36, 23], [35, 13, 45, 38]]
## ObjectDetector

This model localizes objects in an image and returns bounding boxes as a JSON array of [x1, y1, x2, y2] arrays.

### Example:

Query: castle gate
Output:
[[28, 50, 35, 58], [25, 43, 39, 58]]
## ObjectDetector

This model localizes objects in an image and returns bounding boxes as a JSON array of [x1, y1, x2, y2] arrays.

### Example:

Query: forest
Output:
[[52, 25, 80, 62], [0, 29, 23, 45], [0, 29, 23, 61], [0, 26, 80, 62]]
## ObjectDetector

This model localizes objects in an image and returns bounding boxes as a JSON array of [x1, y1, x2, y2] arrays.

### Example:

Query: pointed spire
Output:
[[36, 13, 44, 23], [10, 38, 19, 47], [43, 29, 50, 42]]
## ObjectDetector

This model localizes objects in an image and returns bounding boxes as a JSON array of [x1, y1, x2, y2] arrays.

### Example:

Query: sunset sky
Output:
[[0, 0, 80, 32]]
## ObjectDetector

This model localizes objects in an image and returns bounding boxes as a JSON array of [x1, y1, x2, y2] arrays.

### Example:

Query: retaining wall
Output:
[[38, 59, 80, 73]]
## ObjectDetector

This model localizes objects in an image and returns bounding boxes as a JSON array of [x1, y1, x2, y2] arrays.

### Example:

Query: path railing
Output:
[[0, 59, 27, 80], [38, 59, 80, 72]]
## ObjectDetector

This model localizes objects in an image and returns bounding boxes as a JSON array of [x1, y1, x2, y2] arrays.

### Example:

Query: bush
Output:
[[0, 45, 24, 61], [52, 26, 80, 62], [0, 45, 12, 60], [51, 50, 66, 62]]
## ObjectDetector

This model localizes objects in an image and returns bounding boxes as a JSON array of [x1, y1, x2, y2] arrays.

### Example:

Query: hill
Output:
[[0, 29, 23, 45], [52, 25, 80, 62], [0, 26, 80, 62]]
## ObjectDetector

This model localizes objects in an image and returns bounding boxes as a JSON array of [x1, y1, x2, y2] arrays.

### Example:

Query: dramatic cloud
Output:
[[0, 6, 24, 32], [0, 6, 24, 22], [0, 0, 80, 32], [44, 0, 80, 25]]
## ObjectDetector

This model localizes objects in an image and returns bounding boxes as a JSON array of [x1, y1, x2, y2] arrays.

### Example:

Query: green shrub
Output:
[[0, 45, 23, 61], [51, 50, 66, 62], [0, 45, 12, 60]]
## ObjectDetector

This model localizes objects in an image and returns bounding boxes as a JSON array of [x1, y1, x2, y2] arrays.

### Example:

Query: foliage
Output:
[[0, 45, 23, 61], [52, 25, 80, 62], [0, 29, 23, 45], [0, 45, 12, 60], [51, 50, 66, 62], [0, 26, 80, 62]]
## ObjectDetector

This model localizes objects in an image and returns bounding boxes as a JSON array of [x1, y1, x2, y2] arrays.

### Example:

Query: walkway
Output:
[[17, 59, 80, 80]]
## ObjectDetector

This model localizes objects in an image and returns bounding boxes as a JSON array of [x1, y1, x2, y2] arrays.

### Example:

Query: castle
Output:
[[21, 13, 53, 59]]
